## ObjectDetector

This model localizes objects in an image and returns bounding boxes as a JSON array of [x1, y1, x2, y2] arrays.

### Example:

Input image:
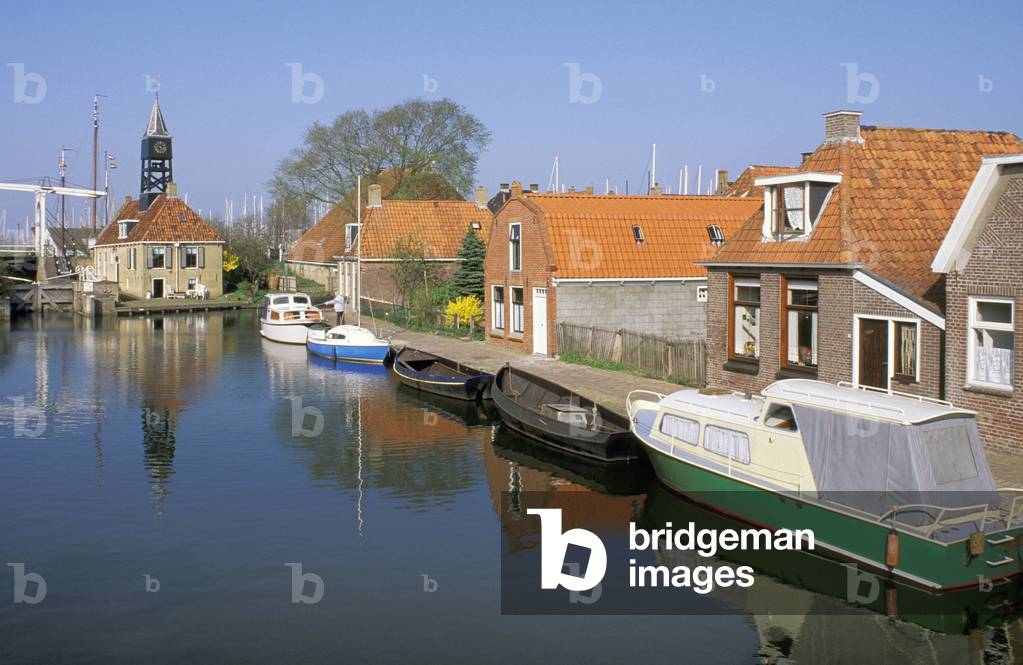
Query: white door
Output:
[[532, 287, 548, 355]]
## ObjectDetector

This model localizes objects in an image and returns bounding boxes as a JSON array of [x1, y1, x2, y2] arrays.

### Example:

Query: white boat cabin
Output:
[[262, 292, 322, 323]]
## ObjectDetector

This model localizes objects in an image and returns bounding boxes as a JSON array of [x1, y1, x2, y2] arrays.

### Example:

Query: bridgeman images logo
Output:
[[528, 509, 607, 592]]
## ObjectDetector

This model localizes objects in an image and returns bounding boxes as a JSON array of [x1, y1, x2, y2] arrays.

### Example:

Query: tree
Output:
[[390, 236, 441, 310], [218, 217, 276, 298], [451, 229, 485, 299], [270, 98, 490, 205]]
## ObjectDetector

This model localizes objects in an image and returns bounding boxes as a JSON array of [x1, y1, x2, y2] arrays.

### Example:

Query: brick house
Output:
[[484, 182, 762, 355], [94, 189, 224, 299], [704, 111, 1022, 398], [338, 184, 492, 306], [932, 154, 1023, 451]]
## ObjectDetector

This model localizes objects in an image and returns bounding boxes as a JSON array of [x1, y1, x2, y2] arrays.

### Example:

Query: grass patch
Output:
[[559, 352, 690, 386]]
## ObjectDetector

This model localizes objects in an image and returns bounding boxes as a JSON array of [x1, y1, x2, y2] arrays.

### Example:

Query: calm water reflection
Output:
[[0, 311, 1018, 664]]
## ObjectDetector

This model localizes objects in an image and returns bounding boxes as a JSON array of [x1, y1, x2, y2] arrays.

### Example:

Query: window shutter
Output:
[[166, 246, 173, 269], [147, 248, 154, 269], [199, 246, 205, 268], [180, 247, 186, 267]]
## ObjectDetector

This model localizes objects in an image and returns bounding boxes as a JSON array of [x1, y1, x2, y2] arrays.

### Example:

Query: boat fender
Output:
[[968, 531, 985, 559], [885, 531, 899, 568], [884, 585, 898, 618]]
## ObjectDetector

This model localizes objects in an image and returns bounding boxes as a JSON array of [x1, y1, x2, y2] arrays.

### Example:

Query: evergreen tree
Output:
[[451, 229, 485, 298]]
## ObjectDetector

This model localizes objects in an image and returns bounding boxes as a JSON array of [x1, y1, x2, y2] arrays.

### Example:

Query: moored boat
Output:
[[491, 365, 640, 463], [391, 346, 493, 401], [306, 324, 391, 363], [627, 379, 1023, 591], [259, 292, 322, 344]]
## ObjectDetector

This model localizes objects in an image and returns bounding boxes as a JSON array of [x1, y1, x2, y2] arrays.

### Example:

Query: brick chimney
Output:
[[367, 183, 383, 208], [511, 180, 523, 197], [474, 186, 487, 209], [824, 110, 863, 144], [649, 185, 662, 196], [167, 182, 178, 199], [499, 182, 510, 193], [716, 170, 729, 195]]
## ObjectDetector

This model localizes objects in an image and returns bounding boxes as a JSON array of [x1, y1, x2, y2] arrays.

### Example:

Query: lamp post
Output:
[[103, 152, 117, 225]]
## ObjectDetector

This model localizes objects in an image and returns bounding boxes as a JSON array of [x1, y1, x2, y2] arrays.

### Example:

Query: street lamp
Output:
[[103, 152, 118, 224]]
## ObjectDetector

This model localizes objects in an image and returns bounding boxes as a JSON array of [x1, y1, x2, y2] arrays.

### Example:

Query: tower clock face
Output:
[[153, 140, 168, 155]]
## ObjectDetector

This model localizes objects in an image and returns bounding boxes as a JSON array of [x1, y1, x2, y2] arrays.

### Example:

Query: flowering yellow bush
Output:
[[444, 295, 483, 328], [223, 249, 240, 272]]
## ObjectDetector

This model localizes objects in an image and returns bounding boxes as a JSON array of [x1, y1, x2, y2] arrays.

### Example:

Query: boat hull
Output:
[[391, 348, 493, 401], [306, 339, 390, 363], [260, 320, 313, 344], [492, 367, 640, 463], [639, 435, 1023, 591]]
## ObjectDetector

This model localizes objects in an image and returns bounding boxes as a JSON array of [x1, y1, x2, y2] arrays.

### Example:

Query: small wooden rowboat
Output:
[[391, 347, 493, 401], [491, 365, 640, 463]]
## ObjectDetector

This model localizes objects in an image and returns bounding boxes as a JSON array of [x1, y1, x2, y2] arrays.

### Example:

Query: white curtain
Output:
[[660, 414, 699, 445], [975, 346, 1013, 386], [783, 187, 805, 231], [704, 426, 751, 465]]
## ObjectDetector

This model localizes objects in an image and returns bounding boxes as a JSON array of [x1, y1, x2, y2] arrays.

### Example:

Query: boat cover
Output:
[[792, 406, 999, 519]]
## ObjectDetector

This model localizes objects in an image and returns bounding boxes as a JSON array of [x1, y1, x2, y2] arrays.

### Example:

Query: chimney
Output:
[[529, 183, 539, 193], [167, 182, 178, 199], [801, 151, 814, 164], [649, 185, 662, 196], [367, 183, 383, 208], [511, 180, 523, 197], [716, 170, 729, 195], [474, 185, 487, 209], [823, 110, 863, 144], [499, 182, 511, 193], [123, 195, 132, 205]]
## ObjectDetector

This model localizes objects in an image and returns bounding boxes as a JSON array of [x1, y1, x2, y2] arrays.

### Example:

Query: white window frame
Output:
[[852, 315, 922, 391], [184, 246, 199, 268], [345, 223, 360, 251], [509, 223, 522, 272], [732, 276, 761, 360], [510, 286, 524, 334], [696, 285, 708, 302], [967, 296, 1015, 391], [491, 285, 505, 331], [784, 278, 819, 369], [763, 180, 836, 240]]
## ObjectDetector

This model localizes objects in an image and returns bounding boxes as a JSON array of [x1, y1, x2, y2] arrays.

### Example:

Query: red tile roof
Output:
[[95, 195, 222, 245], [709, 125, 1023, 306], [521, 194, 763, 279], [725, 165, 799, 198], [342, 199, 492, 260]]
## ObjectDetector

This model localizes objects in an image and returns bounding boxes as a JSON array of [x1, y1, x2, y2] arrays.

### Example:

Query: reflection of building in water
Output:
[[141, 404, 176, 515], [484, 427, 645, 553]]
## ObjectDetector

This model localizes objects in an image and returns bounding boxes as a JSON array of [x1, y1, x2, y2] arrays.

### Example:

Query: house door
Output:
[[858, 318, 888, 389], [152, 278, 164, 299], [532, 287, 548, 355]]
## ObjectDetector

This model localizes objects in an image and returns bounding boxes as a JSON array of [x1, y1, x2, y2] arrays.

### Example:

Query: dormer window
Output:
[[345, 223, 360, 251], [117, 219, 138, 239], [756, 173, 840, 241]]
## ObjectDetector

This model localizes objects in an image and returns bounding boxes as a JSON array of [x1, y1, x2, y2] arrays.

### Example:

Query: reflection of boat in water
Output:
[[259, 292, 322, 344], [490, 425, 652, 496], [629, 380, 1023, 591], [395, 383, 497, 427], [307, 324, 391, 363], [307, 352, 390, 376], [641, 483, 1023, 648], [493, 365, 640, 463], [391, 346, 493, 401]]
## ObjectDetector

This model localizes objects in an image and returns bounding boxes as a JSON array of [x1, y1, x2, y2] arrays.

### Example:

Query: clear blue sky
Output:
[[1, 0, 1021, 229]]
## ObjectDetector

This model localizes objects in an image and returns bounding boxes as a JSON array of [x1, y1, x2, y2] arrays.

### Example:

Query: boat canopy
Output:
[[792, 405, 999, 518]]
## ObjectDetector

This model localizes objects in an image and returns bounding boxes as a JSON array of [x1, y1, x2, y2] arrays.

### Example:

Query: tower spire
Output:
[[140, 93, 173, 212], [144, 95, 170, 138]]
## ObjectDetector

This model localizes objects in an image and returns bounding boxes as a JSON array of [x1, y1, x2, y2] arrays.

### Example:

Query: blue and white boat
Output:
[[306, 324, 391, 363]]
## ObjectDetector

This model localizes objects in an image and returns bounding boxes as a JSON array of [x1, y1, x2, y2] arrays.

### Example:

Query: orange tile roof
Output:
[[343, 199, 492, 260], [522, 194, 763, 279], [96, 195, 222, 245], [725, 165, 799, 198], [709, 125, 1023, 306]]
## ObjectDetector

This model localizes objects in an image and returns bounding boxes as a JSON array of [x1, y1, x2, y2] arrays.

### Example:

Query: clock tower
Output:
[[139, 95, 173, 212]]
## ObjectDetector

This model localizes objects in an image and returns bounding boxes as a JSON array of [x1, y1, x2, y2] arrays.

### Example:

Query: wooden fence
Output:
[[556, 322, 707, 387]]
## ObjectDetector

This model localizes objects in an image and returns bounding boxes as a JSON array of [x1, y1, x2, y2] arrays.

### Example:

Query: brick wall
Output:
[[706, 267, 942, 398], [946, 178, 1023, 452], [288, 261, 336, 291], [356, 261, 458, 305], [556, 281, 707, 338], [484, 197, 556, 355]]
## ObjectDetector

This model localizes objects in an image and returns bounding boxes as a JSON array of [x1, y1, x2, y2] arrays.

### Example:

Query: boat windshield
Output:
[[272, 296, 290, 305], [293, 296, 311, 306]]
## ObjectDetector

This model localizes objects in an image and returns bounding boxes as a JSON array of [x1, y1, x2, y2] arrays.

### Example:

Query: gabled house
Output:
[[338, 184, 492, 307], [703, 111, 1023, 399], [483, 182, 763, 355], [933, 154, 1023, 451], [94, 189, 224, 299]]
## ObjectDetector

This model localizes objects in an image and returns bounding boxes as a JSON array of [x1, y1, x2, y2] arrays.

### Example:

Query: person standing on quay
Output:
[[325, 293, 346, 325]]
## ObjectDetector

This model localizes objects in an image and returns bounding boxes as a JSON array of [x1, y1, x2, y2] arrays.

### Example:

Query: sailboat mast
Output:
[[92, 96, 98, 234], [356, 175, 362, 328]]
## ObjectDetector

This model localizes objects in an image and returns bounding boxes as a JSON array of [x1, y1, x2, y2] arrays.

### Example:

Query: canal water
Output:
[[0, 311, 1018, 664]]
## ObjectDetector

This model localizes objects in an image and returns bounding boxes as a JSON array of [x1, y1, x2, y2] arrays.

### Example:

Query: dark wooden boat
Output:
[[391, 346, 493, 401], [491, 365, 641, 463]]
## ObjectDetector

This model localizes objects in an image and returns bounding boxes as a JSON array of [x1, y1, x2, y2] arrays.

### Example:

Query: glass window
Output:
[[659, 414, 699, 445], [187, 277, 197, 291], [185, 246, 199, 268], [509, 224, 521, 271], [969, 297, 1014, 388], [774, 184, 805, 236], [150, 246, 166, 269], [272, 296, 290, 305], [704, 426, 751, 465], [292, 296, 310, 305], [345, 224, 360, 251], [922, 423, 979, 485], [732, 277, 760, 360], [765, 404, 798, 431], [511, 287, 524, 334], [492, 286, 505, 330], [785, 279, 818, 369], [894, 321, 918, 380]]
